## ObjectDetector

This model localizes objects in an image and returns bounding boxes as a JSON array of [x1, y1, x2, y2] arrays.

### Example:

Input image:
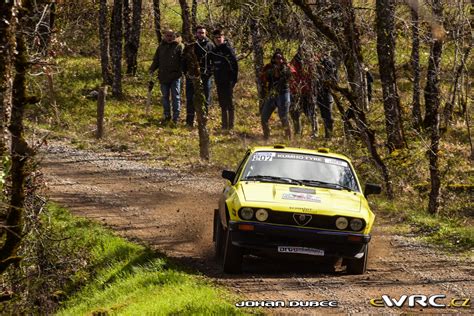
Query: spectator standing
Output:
[[149, 29, 184, 124], [260, 50, 295, 139], [290, 46, 318, 137], [211, 29, 238, 130], [316, 54, 337, 139], [185, 25, 215, 127]]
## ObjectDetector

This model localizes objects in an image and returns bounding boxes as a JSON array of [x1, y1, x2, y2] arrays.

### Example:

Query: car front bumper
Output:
[[228, 221, 370, 259]]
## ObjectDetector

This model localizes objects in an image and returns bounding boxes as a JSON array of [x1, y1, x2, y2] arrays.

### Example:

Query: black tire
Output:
[[214, 212, 225, 261], [222, 227, 243, 274], [346, 244, 368, 275]]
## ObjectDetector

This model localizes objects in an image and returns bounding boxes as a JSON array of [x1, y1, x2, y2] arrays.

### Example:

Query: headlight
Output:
[[350, 218, 364, 231], [335, 217, 349, 230], [255, 209, 268, 222], [240, 207, 254, 220]]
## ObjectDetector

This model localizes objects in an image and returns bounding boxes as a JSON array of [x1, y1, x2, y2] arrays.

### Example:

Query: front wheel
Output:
[[222, 227, 242, 273], [346, 244, 368, 275], [214, 211, 225, 261]]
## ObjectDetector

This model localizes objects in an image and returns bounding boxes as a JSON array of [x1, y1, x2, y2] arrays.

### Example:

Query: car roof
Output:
[[249, 145, 351, 162]]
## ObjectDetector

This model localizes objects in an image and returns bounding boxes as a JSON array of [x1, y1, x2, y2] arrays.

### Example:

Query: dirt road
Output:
[[40, 143, 473, 314]]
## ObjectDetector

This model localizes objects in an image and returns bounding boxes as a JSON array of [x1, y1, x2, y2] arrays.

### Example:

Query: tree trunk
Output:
[[0, 9, 32, 273], [97, 86, 107, 139], [179, 0, 210, 161], [128, 0, 142, 76], [425, 0, 444, 214], [375, 0, 406, 152], [123, 0, 142, 76], [153, 0, 161, 43], [110, 0, 123, 98], [191, 0, 198, 31], [99, 0, 113, 85], [123, 0, 132, 74], [0, 0, 15, 157], [249, 16, 265, 112], [410, 2, 422, 129], [124, 0, 142, 76]]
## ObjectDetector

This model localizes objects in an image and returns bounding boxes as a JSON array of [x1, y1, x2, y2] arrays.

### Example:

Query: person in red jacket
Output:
[[290, 46, 318, 137]]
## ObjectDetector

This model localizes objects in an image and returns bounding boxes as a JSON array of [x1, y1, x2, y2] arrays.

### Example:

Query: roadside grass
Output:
[[372, 196, 473, 253], [48, 204, 253, 315]]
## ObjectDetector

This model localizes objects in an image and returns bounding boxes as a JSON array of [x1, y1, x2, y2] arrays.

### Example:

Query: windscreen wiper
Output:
[[299, 179, 352, 192], [244, 175, 302, 185]]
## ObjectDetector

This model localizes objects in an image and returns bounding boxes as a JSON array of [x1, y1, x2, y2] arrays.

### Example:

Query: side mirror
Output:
[[222, 170, 236, 182], [364, 183, 382, 197]]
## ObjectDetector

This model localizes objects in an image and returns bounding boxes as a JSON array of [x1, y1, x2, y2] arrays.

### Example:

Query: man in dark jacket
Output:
[[184, 25, 215, 127], [211, 29, 238, 130], [316, 54, 337, 138], [149, 29, 184, 124]]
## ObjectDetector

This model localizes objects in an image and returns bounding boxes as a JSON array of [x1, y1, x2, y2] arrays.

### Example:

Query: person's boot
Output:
[[324, 125, 332, 139], [293, 118, 301, 136], [311, 118, 319, 139], [229, 109, 235, 130], [221, 109, 228, 130], [262, 122, 270, 140], [283, 121, 292, 140]]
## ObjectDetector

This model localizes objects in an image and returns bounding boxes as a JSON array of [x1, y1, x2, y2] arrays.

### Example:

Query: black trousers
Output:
[[216, 80, 235, 129], [317, 94, 334, 137]]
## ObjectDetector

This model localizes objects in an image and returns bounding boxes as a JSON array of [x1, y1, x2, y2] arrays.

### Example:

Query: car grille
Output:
[[267, 210, 336, 230]]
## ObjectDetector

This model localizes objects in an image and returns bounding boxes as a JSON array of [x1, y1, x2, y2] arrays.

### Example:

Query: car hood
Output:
[[240, 182, 362, 213]]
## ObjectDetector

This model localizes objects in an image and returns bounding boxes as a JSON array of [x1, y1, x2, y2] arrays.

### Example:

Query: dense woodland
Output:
[[0, 0, 472, 313]]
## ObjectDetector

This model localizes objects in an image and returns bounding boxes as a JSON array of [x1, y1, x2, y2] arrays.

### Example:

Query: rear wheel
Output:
[[214, 211, 225, 261], [346, 244, 368, 275], [222, 227, 242, 273]]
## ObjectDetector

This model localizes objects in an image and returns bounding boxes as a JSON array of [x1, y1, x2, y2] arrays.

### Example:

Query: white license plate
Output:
[[278, 246, 325, 256]]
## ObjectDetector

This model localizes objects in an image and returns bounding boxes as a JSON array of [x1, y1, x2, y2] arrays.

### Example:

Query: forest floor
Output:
[[40, 140, 473, 314]]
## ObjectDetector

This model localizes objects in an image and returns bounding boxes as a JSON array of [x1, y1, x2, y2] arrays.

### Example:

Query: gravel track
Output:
[[40, 142, 473, 314]]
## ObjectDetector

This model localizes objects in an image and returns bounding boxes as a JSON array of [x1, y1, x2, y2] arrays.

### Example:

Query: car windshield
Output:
[[241, 151, 359, 192]]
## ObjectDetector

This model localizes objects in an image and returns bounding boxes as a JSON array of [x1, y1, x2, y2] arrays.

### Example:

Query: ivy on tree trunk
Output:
[[0, 0, 15, 157], [425, 0, 444, 214]]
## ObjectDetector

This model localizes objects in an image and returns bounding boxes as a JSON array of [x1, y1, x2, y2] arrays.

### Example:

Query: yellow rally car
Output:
[[213, 145, 381, 274]]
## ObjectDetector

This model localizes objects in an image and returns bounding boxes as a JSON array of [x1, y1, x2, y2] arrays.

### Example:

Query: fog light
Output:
[[255, 209, 269, 222], [335, 217, 348, 230], [240, 207, 254, 220], [350, 218, 364, 231]]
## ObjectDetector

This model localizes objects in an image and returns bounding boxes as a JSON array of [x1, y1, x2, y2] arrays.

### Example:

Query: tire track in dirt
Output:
[[40, 143, 473, 314]]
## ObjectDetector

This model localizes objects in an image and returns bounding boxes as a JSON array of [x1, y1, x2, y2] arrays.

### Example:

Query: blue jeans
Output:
[[261, 91, 291, 138], [160, 79, 181, 121], [261, 91, 291, 124], [185, 76, 212, 126]]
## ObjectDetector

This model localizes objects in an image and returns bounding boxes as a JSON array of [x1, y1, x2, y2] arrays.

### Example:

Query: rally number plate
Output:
[[278, 246, 324, 256]]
